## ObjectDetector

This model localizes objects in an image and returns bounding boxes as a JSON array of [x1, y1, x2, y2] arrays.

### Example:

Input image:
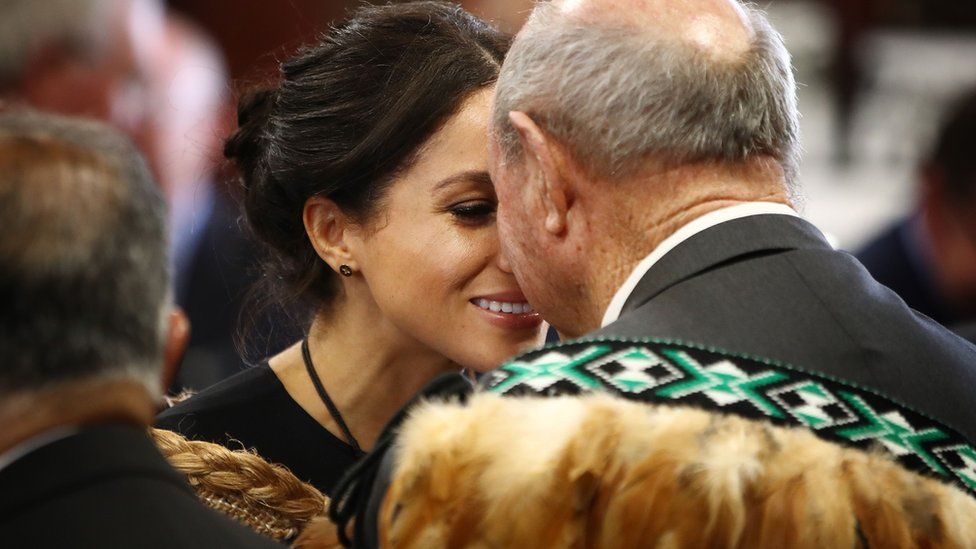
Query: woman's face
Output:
[[347, 88, 545, 371]]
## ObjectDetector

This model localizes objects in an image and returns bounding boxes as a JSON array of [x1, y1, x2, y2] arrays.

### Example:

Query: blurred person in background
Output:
[[0, 0, 290, 390], [0, 0, 164, 151], [149, 15, 292, 391], [0, 111, 280, 548], [158, 1, 545, 497], [857, 90, 976, 336]]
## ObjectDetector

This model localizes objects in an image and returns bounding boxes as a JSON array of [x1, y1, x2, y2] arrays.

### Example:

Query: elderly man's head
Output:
[[489, 0, 799, 336], [0, 0, 165, 150], [0, 112, 172, 403]]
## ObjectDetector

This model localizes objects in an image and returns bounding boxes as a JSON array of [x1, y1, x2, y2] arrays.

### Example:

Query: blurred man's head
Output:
[[0, 0, 164, 150], [0, 112, 184, 442], [489, 0, 799, 336], [920, 90, 976, 319], [0, 0, 229, 204]]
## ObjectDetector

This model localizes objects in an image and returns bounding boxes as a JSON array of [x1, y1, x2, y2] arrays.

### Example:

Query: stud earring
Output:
[[339, 264, 353, 277]]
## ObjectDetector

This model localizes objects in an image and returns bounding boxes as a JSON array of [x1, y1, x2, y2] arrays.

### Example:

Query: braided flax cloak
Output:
[[150, 428, 328, 542]]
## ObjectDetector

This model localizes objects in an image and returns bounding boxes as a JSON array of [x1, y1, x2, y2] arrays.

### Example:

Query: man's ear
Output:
[[303, 196, 358, 273], [508, 111, 570, 236], [161, 307, 190, 393]]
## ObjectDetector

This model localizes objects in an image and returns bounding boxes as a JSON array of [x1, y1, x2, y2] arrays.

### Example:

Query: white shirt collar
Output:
[[0, 426, 79, 474], [600, 202, 800, 327]]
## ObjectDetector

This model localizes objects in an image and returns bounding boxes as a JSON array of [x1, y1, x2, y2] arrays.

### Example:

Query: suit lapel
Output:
[[620, 214, 832, 315]]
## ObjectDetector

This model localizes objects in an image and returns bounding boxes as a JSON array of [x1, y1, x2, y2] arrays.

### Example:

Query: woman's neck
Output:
[[270, 298, 457, 451]]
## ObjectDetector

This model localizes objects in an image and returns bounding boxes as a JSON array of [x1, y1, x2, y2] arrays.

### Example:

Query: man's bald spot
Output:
[[555, 0, 754, 61]]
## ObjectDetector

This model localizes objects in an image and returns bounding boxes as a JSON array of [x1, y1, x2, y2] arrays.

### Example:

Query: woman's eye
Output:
[[449, 201, 496, 222]]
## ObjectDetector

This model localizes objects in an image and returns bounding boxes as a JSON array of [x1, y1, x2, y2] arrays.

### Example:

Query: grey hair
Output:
[[0, 0, 117, 87], [493, 1, 801, 192], [0, 111, 169, 399]]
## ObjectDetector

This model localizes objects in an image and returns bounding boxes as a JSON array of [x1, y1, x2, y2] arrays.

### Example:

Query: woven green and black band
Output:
[[481, 337, 976, 498]]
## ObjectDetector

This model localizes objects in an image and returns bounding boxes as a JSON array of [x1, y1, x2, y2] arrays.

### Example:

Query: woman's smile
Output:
[[469, 290, 542, 330]]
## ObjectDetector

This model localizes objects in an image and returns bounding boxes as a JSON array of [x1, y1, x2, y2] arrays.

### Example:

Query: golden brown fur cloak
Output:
[[364, 393, 976, 548]]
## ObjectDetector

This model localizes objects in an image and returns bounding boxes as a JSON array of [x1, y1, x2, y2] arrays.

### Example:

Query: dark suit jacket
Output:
[[594, 214, 976, 442], [0, 423, 282, 548], [956, 322, 976, 346]]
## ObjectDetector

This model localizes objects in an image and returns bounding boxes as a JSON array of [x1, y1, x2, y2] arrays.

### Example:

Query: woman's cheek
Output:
[[424, 225, 489, 286]]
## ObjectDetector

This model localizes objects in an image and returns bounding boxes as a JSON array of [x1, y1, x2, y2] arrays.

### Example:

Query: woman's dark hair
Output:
[[224, 1, 509, 321]]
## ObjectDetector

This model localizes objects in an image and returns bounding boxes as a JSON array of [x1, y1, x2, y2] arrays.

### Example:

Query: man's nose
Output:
[[497, 248, 515, 275]]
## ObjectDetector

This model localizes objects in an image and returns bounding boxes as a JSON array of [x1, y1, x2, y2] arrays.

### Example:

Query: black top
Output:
[[0, 423, 282, 548], [156, 363, 359, 496]]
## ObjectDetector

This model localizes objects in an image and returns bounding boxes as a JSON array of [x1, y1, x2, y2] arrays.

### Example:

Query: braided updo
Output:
[[224, 1, 509, 314]]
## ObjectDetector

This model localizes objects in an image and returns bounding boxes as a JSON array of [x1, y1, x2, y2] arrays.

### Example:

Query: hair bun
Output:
[[224, 87, 276, 180]]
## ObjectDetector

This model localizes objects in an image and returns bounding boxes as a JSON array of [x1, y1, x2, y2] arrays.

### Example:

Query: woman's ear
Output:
[[303, 196, 358, 273]]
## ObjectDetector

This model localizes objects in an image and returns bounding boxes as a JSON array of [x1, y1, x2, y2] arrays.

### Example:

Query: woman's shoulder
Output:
[[155, 363, 285, 439], [155, 360, 361, 496]]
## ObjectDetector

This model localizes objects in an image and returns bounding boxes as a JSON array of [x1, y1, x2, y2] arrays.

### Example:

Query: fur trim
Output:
[[293, 517, 343, 549], [380, 393, 976, 548]]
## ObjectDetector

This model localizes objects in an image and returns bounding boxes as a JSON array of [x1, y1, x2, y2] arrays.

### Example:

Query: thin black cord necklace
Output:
[[301, 337, 364, 456]]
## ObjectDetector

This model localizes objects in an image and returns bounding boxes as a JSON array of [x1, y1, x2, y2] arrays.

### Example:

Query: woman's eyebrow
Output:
[[432, 170, 493, 192]]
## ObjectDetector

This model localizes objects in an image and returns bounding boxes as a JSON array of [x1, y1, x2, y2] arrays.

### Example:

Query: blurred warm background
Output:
[[3, 0, 975, 387], [160, 0, 976, 246]]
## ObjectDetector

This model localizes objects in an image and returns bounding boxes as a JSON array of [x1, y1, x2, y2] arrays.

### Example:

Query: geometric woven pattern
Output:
[[481, 337, 976, 498], [769, 381, 859, 430], [936, 446, 976, 491], [584, 346, 680, 393]]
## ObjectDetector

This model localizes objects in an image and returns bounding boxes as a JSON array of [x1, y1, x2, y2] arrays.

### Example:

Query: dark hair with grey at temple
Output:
[[0, 110, 169, 398]]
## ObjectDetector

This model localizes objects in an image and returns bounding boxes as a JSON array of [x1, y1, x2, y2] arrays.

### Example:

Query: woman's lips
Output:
[[470, 296, 543, 330], [473, 298, 535, 315]]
